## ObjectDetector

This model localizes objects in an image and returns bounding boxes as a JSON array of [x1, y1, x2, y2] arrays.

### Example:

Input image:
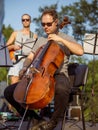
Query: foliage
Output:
[[59, 0, 98, 40], [0, 67, 8, 82], [84, 92, 98, 122], [69, 55, 89, 64], [2, 24, 14, 41], [84, 59, 98, 122], [86, 59, 98, 92]]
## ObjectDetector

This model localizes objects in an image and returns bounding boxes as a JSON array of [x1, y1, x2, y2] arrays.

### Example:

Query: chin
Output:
[[45, 30, 49, 34], [46, 31, 50, 35]]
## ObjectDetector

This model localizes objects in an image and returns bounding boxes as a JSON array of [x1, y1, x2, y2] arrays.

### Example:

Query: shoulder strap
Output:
[[30, 31, 34, 38], [30, 31, 38, 40]]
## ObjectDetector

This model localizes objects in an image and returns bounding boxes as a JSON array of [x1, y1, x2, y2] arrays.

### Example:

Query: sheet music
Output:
[[83, 33, 98, 55]]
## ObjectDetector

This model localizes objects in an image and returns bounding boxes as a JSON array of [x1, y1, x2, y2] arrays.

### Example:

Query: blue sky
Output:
[[3, 0, 80, 32]]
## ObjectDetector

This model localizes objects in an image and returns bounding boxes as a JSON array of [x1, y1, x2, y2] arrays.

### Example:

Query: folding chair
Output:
[[62, 63, 88, 130]]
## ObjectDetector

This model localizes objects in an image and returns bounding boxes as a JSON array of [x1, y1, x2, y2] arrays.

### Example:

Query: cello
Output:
[[14, 16, 71, 109]]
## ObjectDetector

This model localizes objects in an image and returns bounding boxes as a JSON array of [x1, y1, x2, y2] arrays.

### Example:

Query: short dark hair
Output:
[[41, 9, 58, 21], [21, 14, 31, 20]]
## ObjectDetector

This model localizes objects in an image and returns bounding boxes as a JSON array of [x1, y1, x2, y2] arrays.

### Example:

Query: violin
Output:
[[13, 16, 71, 109]]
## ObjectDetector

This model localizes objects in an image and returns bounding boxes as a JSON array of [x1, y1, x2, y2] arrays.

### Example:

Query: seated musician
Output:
[[4, 9, 84, 130]]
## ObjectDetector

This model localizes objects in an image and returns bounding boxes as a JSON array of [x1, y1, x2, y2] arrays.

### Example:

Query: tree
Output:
[[0, 67, 8, 82], [2, 24, 14, 41], [33, 0, 97, 41], [86, 59, 98, 92], [58, 0, 97, 40]]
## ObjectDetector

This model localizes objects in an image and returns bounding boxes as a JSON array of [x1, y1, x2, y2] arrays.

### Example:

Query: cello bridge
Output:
[[30, 67, 40, 73]]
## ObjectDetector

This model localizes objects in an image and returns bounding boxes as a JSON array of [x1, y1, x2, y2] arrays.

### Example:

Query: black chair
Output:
[[62, 63, 88, 130]]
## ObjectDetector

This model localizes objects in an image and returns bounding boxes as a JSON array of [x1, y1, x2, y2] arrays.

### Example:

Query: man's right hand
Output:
[[19, 67, 27, 79]]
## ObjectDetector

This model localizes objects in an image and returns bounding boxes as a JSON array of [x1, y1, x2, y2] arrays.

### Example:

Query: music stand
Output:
[[83, 33, 98, 55], [83, 33, 98, 87], [0, 34, 14, 129], [83, 33, 98, 126], [0, 34, 13, 67]]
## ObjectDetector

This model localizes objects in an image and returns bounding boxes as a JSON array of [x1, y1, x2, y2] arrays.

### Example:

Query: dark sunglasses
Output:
[[41, 20, 55, 27], [22, 19, 30, 22]]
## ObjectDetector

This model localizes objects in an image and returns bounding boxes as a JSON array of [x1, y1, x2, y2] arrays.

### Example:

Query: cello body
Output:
[[14, 41, 64, 109]]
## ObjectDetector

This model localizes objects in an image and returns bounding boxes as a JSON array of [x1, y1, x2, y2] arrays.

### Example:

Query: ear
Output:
[[55, 19, 59, 26]]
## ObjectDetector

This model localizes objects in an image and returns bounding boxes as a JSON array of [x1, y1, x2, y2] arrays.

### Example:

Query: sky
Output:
[[3, 0, 80, 32]]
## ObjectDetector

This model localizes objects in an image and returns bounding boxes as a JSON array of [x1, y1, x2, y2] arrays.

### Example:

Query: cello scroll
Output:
[[59, 16, 71, 29]]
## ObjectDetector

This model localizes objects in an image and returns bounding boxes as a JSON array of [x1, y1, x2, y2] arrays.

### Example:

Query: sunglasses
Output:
[[22, 19, 30, 22], [41, 20, 55, 27]]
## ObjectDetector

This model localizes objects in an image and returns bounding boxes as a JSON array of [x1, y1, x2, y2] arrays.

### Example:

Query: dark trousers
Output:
[[51, 74, 71, 122], [4, 82, 42, 120]]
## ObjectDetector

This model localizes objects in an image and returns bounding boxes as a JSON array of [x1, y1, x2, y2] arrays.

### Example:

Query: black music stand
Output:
[[83, 33, 98, 126], [0, 46, 13, 67], [0, 35, 13, 67], [0, 34, 13, 130]]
